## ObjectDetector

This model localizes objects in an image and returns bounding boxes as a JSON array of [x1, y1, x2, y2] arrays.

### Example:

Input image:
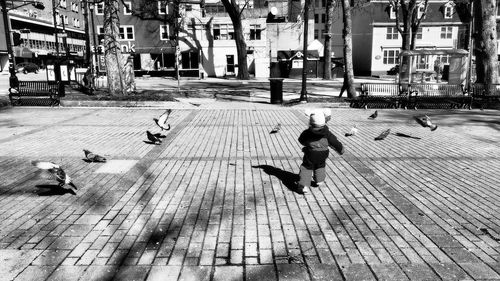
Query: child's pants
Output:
[[298, 163, 326, 187]]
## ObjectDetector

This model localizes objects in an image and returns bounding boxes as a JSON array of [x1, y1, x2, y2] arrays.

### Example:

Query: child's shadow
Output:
[[252, 165, 301, 194]]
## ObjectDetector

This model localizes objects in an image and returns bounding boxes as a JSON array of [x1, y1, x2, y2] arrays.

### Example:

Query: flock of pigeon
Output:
[[345, 110, 438, 141], [31, 108, 437, 195], [31, 109, 173, 194]]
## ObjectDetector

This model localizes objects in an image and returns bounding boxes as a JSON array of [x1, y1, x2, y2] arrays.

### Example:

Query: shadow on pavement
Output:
[[35, 184, 76, 196], [252, 165, 301, 194]]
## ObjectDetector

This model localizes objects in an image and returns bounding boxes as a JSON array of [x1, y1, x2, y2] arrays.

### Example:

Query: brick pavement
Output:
[[0, 104, 500, 281]]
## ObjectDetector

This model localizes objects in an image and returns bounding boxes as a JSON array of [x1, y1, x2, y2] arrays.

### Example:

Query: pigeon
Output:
[[153, 133, 166, 138], [153, 109, 172, 131], [375, 129, 391, 140], [146, 130, 162, 144], [414, 115, 438, 131], [345, 125, 358, 137], [83, 149, 107, 162], [368, 110, 378, 119], [270, 123, 281, 134], [393, 132, 421, 140], [31, 161, 77, 193]]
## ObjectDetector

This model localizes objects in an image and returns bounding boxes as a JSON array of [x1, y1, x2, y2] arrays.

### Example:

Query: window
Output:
[[436, 55, 450, 64], [322, 0, 326, 7], [249, 24, 261, 40], [59, 0, 66, 8], [158, 1, 168, 14], [71, 2, 78, 12], [417, 3, 426, 19], [386, 27, 398, 40], [383, 49, 399, 64], [314, 29, 319, 39], [321, 14, 325, 23], [444, 4, 453, 19], [440, 26, 452, 39], [213, 24, 234, 40], [96, 25, 105, 43], [160, 25, 171, 40], [55, 11, 61, 24], [314, 14, 318, 24], [124, 1, 131, 15], [185, 4, 192, 11], [416, 55, 429, 70], [96, 3, 104, 15], [64, 15, 68, 25], [119, 26, 134, 40], [389, 5, 396, 19], [415, 27, 423, 39]]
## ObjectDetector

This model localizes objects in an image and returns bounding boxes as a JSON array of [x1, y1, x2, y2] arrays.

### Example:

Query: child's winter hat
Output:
[[309, 113, 325, 127]]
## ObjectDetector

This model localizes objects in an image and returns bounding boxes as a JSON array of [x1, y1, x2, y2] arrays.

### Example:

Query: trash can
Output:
[[269, 78, 284, 104]]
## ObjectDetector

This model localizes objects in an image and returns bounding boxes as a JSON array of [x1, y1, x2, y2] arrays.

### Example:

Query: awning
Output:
[[14, 46, 33, 58], [400, 49, 469, 57]]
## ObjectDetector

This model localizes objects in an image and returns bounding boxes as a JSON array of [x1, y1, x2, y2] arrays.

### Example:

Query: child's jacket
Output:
[[298, 126, 344, 166]]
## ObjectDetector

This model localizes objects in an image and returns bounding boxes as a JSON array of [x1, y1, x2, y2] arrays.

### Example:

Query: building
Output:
[[1, 0, 87, 74], [88, 0, 313, 78]]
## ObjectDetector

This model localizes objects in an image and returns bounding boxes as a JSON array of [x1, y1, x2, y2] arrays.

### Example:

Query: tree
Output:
[[473, 0, 498, 88], [220, 0, 250, 80], [339, 0, 356, 98], [323, 0, 334, 79], [388, 0, 429, 51], [103, 0, 126, 95]]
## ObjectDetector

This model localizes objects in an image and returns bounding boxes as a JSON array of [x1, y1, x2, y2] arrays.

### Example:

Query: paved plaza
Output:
[[0, 103, 500, 280]]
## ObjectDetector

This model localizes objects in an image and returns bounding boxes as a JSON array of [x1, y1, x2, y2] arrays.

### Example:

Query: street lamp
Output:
[[1, 0, 45, 88], [88, 2, 98, 75]]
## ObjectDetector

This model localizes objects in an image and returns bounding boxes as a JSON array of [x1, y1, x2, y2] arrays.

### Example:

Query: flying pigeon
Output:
[[368, 110, 378, 119], [393, 132, 421, 139], [345, 125, 358, 137], [375, 129, 391, 140], [31, 161, 77, 193], [153, 109, 172, 131], [270, 123, 282, 134], [147, 130, 162, 144], [83, 149, 107, 162], [414, 115, 438, 131]]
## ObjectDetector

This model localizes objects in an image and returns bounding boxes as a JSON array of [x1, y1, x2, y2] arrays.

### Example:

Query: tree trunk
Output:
[[233, 20, 249, 79], [341, 0, 356, 98], [323, 0, 334, 79], [104, 0, 125, 95], [220, 0, 249, 80], [474, 0, 498, 89]]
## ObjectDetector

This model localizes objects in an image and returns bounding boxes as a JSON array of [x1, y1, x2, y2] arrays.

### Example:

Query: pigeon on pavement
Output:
[[345, 125, 358, 137], [270, 123, 281, 134], [368, 110, 378, 119], [31, 161, 77, 193], [83, 149, 107, 162], [414, 115, 438, 131], [375, 129, 391, 140], [147, 130, 162, 144], [154, 109, 172, 131]]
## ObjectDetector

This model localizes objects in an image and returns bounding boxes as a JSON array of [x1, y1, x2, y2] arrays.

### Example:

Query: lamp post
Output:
[[82, 0, 91, 68], [88, 2, 98, 74], [51, 0, 61, 82], [1, 0, 44, 88]]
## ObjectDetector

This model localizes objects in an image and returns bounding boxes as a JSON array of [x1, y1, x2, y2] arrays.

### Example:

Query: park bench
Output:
[[408, 83, 470, 109], [9, 81, 63, 106], [472, 83, 500, 109], [354, 83, 408, 109]]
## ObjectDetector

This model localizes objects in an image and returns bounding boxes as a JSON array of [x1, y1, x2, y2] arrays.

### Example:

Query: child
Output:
[[297, 112, 344, 194]]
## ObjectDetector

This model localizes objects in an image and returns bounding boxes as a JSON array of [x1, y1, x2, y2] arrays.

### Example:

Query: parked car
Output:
[[15, 62, 39, 74]]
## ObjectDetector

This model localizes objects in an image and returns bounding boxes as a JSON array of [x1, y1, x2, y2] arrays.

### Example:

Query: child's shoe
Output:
[[295, 182, 308, 194], [311, 181, 324, 187], [302, 186, 309, 194]]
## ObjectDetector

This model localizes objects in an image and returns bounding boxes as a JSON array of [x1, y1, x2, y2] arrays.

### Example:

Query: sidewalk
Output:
[[1, 106, 500, 280]]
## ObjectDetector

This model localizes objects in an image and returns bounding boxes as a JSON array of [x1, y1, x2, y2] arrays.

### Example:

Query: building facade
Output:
[[1, 0, 86, 73]]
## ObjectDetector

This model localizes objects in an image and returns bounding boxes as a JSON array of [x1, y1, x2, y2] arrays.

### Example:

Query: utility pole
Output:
[[299, 0, 310, 102], [1, 0, 19, 88]]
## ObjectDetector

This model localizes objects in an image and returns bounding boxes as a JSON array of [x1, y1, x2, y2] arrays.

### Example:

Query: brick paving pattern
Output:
[[0, 105, 500, 280]]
